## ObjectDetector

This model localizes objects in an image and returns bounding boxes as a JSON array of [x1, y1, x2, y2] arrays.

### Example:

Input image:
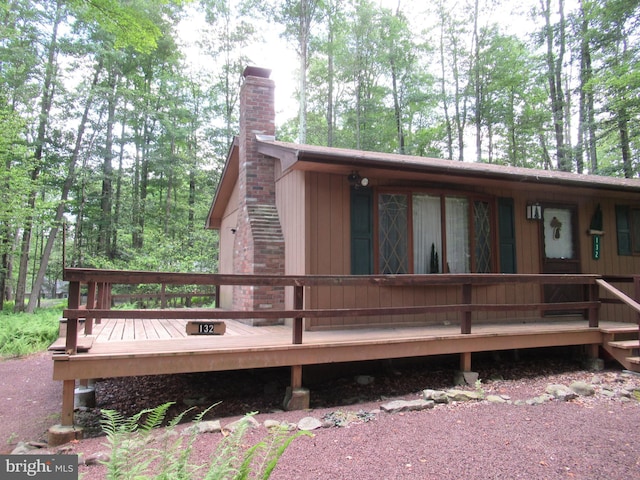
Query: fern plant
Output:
[[99, 403, 310, 480], [204, 414, 309, 480], [100, 402, 174, 479]]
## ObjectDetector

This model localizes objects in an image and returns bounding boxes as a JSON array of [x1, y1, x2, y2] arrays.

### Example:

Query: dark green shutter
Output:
[[351, 187, 373, 274], [616, 205, 632, 256], [498, 197, 517, 273]]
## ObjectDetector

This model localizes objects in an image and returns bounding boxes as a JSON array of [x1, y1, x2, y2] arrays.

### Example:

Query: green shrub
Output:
[[100, 403, 310, 480]]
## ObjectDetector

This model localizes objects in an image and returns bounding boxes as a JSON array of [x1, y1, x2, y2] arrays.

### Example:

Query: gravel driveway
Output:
[[2, 351, 640, 479]]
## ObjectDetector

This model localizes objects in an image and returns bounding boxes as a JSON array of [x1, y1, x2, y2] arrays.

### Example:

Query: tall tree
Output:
[[589, 0, 640, 177], [14, 0, 63, 312], [537, 0, 572, 171], [273, 0, 321, 143], [25, 61, 103, 312], [379, 7, 415, 154]]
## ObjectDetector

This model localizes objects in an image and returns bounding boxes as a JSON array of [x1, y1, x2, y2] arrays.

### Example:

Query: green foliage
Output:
[[68, 0, 184, 53], [99, 403, 310, 480], [101, 402, 176, 479], [0, 306, 63, 357], [2, 0, 640, 310]]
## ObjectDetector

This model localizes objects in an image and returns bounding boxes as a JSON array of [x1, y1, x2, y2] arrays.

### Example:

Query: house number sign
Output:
[[589, 205, 603, 261], [592, 234, 601, 260], [186, 321, 226, 335]]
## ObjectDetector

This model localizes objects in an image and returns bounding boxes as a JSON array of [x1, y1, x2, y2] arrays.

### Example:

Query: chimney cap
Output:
[[243, 66, 272, 79]]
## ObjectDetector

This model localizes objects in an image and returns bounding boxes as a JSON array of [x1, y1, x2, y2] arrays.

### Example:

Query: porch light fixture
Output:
[[348, 171, 369, 188], [526, 203, 542, 220]]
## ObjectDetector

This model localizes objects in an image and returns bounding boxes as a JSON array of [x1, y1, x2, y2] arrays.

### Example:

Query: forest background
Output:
[[0, 0, 638, 313]]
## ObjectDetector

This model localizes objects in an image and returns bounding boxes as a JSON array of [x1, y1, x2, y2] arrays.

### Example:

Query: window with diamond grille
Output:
[[372, 191, 494, 274], [378, 194, 408, 273], [474, 200, 492, 273]]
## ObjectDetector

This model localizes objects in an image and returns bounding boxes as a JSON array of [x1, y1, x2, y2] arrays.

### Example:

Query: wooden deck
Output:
[[51, 317, 631, 382], [49, 269, 640, 433]]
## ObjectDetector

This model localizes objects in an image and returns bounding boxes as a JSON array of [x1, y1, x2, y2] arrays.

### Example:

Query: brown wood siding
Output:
[[276, 168, 306, 316], [218, 181, 240, 309], [300, 172, 640, 329], [307, 173, 351, 327]]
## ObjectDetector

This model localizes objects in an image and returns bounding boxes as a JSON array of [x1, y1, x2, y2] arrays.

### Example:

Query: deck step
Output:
[[599, 325, 639, 334], [48, 335, 95, 352], [608, 340, 640, 350], [627, 357, 640, 365]]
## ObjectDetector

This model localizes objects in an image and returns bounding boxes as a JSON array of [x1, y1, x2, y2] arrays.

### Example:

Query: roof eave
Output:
[[256, 138, 640, 193], [206, 137, 239, 229]]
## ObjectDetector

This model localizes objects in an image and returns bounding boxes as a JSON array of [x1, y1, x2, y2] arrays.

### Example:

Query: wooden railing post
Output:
[[161, 283, 167, 309], [635, 275, 640, 337], [95, 282, 107, 324], [588, 280, 599, 328], [65, 281, 80, 355], [85, 281, 96, 335], [461, 283, 472, 334], [293, 285, 304, 344]]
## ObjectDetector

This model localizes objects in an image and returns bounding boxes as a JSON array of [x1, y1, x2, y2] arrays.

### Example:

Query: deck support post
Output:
[[48, 379, 83, 447], [61, 379, 75, 426], [582, 344, 604, 371], [460, 352, 472, 372], [283, 365, 309, 410], [290, 364, 302, 389], [455, 352, 479, 386]]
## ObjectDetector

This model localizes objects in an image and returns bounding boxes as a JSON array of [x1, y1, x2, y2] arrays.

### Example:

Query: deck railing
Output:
[[58, 268, 635, 356]]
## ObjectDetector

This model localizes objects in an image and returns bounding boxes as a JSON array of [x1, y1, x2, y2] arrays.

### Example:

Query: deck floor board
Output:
[[52, 316, 631, 382]]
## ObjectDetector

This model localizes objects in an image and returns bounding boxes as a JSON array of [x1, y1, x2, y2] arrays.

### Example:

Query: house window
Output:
[[616, 205, 640, 256], [376, 191, 494, 274], [378, 194, 409, 273]]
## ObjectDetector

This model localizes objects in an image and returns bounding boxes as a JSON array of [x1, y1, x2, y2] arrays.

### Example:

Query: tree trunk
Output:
[[99, 65, 118, 258], [326, 6, 335, 147], [297, 0, 313, 143], [438, 9, 453, 160], [390, 58, 405, 154], [25, 61, 102, 313], [472, 0, 481, 163], [618, 107, 632, 178], [111, 98, 127, 256], [541, 0, 570, 172], [14, 0, 61, 312]]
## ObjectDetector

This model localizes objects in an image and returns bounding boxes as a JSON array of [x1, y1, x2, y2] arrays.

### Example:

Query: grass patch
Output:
[[0, 303, 64, 357]]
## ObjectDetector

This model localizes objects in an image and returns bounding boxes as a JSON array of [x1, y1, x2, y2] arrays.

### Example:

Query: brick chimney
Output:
[[233, 66, 285, 324]]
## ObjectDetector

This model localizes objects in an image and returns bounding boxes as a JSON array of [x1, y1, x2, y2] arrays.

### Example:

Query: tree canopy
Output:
[[1, 0, 639, 311]]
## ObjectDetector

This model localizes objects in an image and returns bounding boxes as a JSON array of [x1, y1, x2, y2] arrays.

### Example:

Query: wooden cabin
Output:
[[49, 66, 640, 443], [207, 66, 640, 330]]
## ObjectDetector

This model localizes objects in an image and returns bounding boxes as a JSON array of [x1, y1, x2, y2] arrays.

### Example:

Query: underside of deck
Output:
[[51, 318, 633, 382]]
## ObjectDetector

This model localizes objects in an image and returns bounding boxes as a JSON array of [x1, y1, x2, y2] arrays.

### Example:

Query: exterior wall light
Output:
[[348, 171, 369, 188], [526, 203, 542, 220]]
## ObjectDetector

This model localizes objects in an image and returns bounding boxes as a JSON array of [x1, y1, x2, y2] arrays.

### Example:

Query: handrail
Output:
[[64, 268, 600, 287], [595, 279, 640, 315], [60, 269, 605, 356]]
